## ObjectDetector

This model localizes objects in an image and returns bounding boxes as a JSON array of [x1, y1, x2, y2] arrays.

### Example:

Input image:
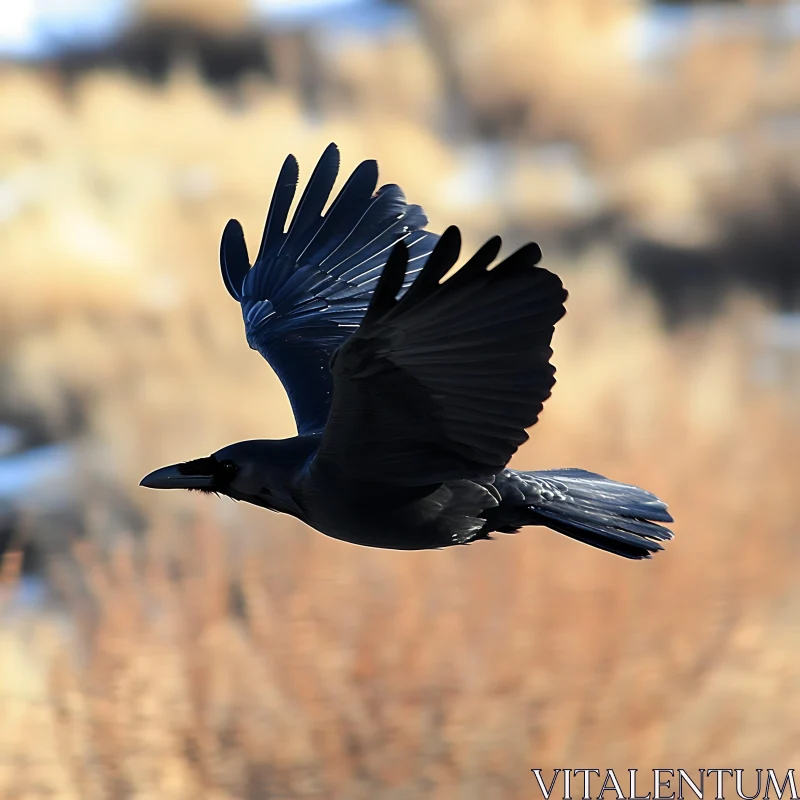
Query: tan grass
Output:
[[0, 361, 797, 799]]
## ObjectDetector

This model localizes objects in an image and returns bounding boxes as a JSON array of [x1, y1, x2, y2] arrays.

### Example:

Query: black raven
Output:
[[141, 144, 673, 558]]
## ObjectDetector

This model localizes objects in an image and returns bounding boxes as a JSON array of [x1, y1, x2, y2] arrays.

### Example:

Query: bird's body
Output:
[[142, 144, 674, 559], [181, 436, 672, 556]]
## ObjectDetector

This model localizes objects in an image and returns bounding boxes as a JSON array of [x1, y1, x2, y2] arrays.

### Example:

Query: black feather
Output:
[[220, 219, 250, 301], [278, 142, 340, 261], [364, 240, 408, 324], [393, 225, 462, 311], [257, 153, 299, 263]]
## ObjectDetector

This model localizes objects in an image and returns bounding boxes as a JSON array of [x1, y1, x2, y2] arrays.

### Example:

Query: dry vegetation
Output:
[[0, 5, 799, 796]]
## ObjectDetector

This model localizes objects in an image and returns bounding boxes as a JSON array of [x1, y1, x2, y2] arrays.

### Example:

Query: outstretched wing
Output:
[[221, 143, 439, 435], [315, 227, 568, 486]]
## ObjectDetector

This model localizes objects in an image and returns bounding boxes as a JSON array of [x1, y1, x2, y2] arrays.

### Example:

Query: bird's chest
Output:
[[297, 474, 454, 551], [298, 471, 493, 551]]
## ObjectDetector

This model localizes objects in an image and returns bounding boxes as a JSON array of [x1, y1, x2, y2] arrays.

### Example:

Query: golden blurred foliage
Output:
[[135, 0, 251, 32], [0, 2, 798, 795]]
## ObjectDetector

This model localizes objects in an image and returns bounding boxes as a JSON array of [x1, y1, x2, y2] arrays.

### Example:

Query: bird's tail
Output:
[[522, 468, 674, 559]]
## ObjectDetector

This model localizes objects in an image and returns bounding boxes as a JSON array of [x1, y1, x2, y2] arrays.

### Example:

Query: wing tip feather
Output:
[[220, 218, 250, 301]]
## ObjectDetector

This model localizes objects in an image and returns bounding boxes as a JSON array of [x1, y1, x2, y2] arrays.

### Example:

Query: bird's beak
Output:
[[139, 464, 214, 490]]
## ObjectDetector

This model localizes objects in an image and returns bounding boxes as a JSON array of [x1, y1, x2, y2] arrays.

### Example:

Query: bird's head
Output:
[[139, 438, 314, 516]]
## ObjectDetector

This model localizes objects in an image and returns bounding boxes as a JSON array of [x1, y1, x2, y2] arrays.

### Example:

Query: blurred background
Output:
[[0, 0, 798, 797]]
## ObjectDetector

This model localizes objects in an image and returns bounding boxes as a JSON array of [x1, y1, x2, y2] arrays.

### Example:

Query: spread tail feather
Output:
[[522, 468, 673, 559]]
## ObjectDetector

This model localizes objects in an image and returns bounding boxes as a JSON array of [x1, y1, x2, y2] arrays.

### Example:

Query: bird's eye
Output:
[[220, 460, 237, 473]]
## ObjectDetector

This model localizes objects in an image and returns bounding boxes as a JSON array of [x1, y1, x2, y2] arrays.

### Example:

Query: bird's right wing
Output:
[[314, 227, 568, 487]]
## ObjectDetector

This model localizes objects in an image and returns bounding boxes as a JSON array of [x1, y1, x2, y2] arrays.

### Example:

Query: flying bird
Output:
[[141, 144, 673, 558]]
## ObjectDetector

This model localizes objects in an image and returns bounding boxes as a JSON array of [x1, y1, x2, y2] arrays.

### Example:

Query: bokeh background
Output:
[[0, 0, 799, 797]]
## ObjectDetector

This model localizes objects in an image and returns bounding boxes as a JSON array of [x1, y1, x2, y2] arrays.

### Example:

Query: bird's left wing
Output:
[[220, 143, 438, 435], [314, 227, 568, 487]]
